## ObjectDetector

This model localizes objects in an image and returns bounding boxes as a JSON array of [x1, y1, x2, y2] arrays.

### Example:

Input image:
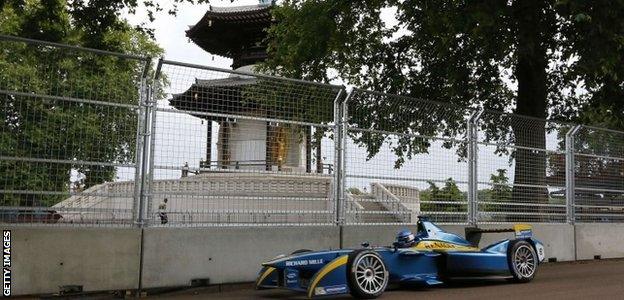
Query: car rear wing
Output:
[[465, 224, 533, 247]]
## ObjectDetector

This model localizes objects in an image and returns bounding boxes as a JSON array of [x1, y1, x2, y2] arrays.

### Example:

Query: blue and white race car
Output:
[[256, 217, 545, 299]]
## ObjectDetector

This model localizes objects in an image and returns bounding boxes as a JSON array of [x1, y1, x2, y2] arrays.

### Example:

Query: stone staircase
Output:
[[54, 172, 420, 225], [54, 172, 334, 224], [346, 183, 420, 224], [147, 173, 333, 224]]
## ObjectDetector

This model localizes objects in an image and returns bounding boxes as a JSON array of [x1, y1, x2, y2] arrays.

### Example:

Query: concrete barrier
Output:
[[140, 226, 340, 288], [7, 222, 619, 295], [575, 223, 624, 260], [7, 226, 141, 296]]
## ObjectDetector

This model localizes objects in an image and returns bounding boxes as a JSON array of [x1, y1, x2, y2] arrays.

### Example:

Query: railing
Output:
[[197, 160, 334, 174], [370, 183, 412, 223]]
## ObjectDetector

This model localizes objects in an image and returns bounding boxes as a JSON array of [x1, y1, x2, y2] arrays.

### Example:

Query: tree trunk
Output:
[[511, 1, 549, 221]]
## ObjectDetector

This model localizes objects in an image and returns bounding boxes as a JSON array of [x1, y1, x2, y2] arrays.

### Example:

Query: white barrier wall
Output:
[[7, 223, 623, 295], [140, 226, 341, 288], [575, 223, 624, 260], [7, 226, 141, 296]]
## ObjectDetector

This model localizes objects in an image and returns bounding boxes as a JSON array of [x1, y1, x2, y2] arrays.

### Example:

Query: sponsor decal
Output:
[[536, 244, 545, 261], [412, 240, 478, 252], [3, 230, 10, 297], [285, 259, 324, 267], [517, 230, 532, 237], [313, 285, 348, 296], [314, 287, 327, 295], [284, 269, 300, 287], [420, 241, 462, 249], [323, 284, 348, 295], [514, 224, 533, 237], [424, 242, 457, 249]]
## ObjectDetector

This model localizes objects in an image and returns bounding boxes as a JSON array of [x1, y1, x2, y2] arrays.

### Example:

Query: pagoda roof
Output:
[[169, 75, 259, 121], [203, 4, 272, 17], [194, 76, 257, 88], [168, 73, 335, 124], [186, 3, 273, 67]]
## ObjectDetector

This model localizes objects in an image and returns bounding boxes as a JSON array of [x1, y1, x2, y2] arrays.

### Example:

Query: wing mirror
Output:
[[361, 241, 371, 248]]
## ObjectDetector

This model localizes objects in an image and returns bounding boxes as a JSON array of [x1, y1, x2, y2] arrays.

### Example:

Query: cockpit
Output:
[[393, 217, 473, 249]]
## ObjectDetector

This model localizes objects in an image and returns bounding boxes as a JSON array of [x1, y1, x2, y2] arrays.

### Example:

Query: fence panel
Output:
[[0, 35, 149, 226], [343, 89, 473, 225], [475, 111, 570, 223], [148, 60, 342, 226], [573, 126, 624, 222], [2, 35, 623, 228]]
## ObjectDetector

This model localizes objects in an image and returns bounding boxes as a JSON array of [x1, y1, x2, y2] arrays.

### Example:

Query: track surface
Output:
[[156, 259, 624, 300]]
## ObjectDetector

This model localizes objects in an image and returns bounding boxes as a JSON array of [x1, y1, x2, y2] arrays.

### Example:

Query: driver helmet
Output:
[[396, 229, 416, 247]]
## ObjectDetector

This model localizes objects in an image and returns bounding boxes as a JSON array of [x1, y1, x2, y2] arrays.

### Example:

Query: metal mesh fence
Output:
[[572, 126, 624, 222], [474, 111, 569, 223], [343, 89, 472, 225], [0, 35, 149, 226], [148, 60, 342, 226], [1, 35, 623, 227]]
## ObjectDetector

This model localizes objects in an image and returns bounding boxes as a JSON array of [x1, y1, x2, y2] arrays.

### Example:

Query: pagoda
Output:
[[171, 0, 329, 174], [186, 1, 273, 69]]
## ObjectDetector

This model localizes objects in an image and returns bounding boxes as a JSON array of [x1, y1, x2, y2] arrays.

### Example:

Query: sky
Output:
[[125, 0, 261, 68]]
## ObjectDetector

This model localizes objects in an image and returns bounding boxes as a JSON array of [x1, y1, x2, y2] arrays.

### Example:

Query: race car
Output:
[[256, 217, 545, 299]]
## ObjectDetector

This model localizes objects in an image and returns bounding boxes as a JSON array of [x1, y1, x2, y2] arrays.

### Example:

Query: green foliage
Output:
[[478, 169, 512, 212], [489, 169, 512, 202], [0, 0, 163, 206], [347, 187, 363, 195], [261, 0, 624, 204], [420, 178, 466, 212], [263, 0, 623, 128], [240, 78, 337, 124]]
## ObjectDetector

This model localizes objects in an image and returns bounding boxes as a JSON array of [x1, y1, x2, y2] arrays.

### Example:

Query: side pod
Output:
[[306, 255, 350, 298]]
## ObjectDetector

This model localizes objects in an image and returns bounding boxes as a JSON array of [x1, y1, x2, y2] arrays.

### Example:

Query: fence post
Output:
[[467, 109, 483, 226], [138, 82, 153, 227], [565, 125, 581, 224], [144, 78, 161, 226], [132, 77, 146, 226], [140, 59, 165, 226], [333, 88, 348, 225], [133, 61, 152, 227]]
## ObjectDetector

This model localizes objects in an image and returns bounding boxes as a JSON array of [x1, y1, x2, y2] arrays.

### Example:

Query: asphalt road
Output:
[[156, 259, 624, 300]]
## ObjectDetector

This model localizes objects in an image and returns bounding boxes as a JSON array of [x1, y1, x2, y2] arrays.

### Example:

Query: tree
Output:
[[261, 0, 624, 205], [489, 169, 512, 203], [0, 0, 163, 206], [479, 169, 512, 214], [420, 178, 465, 212]]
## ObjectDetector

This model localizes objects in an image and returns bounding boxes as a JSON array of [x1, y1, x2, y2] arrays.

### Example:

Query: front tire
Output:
[[508, 240, 538, 283], [347, 250, 389, 299]]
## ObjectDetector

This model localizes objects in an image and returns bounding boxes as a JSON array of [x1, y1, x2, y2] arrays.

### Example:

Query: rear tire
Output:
[[508, 240, 538, 283], [347, 250, 388, 299]]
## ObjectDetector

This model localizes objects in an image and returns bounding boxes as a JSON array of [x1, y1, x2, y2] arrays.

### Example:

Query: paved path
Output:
[[156, 259, 624, 300]]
